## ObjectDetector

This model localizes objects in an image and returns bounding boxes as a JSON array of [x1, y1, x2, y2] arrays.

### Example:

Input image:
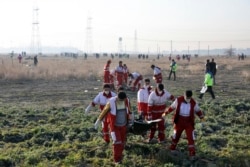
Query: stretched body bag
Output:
[[200, 85, 207, 93], [128, 118, 162, 135]]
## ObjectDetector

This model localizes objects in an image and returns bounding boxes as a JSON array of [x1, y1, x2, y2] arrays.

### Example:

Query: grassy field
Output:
[[0, 55, 249, 167]]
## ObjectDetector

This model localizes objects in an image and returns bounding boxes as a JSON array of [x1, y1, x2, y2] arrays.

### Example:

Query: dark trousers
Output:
[[168, 70, 176, 80], [199, 86, 215, 99]]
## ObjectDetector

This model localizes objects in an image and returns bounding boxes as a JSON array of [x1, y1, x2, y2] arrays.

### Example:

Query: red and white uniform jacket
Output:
[[137, 86, 152, 114], [129, 72, 141, 81], [91, 91, 117, 110], [123, 66, 129, 74], [148, 89, 175, 115], [129, 72, 143, 84], [115, 66, 124, 77], [110, 70, 115, 84], [107, 97, 131, 132], [165, 96, 204, 124], [115, 66, 124, 86], [123, 66, 129, 82], [103, 63, 110, 84], [153, 66, 162, 83]]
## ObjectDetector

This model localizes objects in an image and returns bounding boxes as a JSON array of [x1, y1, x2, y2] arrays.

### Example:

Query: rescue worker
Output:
[[198, 70, 215, 100], [205, 59, 211, 73], [163, 90, 205, 160], [85, 84, 116, 143], [123, 64, 129, 86], [115, 61, 125, 88], [147, 83, 175, 143], [168, 59, 177, 81], [34, 55, 38, 66], [137, 78, 152, 120], [210, 58, 217, 85], [103, 60, 111, 85], [18, 54, 22, 63], [94, 92, 132, 164], [109, 69, 115, 90], [151, 64, 162, 84], [128, 72, 143, 91]]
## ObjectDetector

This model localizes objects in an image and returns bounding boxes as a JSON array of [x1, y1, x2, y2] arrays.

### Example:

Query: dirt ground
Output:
[[0, 56, 249, 166], [0, 56, 249, 109]]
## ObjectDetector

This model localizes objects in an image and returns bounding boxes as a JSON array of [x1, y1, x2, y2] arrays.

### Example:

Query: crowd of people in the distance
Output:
[[238, 53, 246, 60]]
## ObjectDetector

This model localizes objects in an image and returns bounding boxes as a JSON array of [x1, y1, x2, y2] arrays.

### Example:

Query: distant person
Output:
[[109, 69, 116, 90], [169, 55, 172, 61], [241, 53, 245, 60], [163, 90, 205, 160], [187, 55, 191, 62], [176, 55, 180, 61], [18, 54, 22, 63], [103, 60, 111, 85], [34, 55, 38, 66], [115, 61, 124, 88], [168, 59, 177, 81], [123, 64, 129, 86], [151, 64, 162, 84], [205, 59, 210, 73], [209, 58, 217, 85], [199, 70, 215, 100]]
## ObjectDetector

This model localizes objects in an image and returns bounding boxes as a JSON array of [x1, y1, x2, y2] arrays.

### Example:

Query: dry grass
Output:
[[241, 70, 250, 82], [0, 55, 249, 82]]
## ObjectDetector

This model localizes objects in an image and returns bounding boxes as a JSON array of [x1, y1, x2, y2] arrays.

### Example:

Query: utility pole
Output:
[[31, 0, 41, 55], [85, 15, 93, 55], [118, 37, 123, 54], [170, 40, 172, 56], [134, 30, 138, 55], [198, 41, 200, 55], [208, 45, 210, 56]]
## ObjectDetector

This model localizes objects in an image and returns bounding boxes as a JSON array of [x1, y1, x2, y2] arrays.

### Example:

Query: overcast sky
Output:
[[0, 0, 249, 53]]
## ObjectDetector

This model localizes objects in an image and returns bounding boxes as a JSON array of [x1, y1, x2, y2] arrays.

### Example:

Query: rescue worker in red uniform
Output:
[[163, 90, 205, 160], [151, 64, 162, 84], [94, 92, 132, 164], [123, 64, 129, 86], [103, 60, 111, 85], [137, 78, 152, 120], [147, 83, 175, 143], [128, 72, 143, 91], [109, 69, 115, 90], [115, 61, 125, 88], [85, 84, 116, 143]]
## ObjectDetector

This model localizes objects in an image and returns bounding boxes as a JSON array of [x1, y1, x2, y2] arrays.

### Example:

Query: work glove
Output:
[[94, 119, 101, 130], [162, 112, 167, 117], [110, 131, 116, 142], [85, 105, 92, 114]]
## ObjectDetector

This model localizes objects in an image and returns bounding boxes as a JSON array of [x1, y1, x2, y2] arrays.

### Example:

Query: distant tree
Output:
[[224, 47, 235, 56]]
